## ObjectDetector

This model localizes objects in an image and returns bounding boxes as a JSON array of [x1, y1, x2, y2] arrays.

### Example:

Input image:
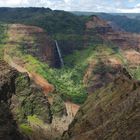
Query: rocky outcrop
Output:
[[86, 16, 113, 35], [0, 60, 26, 140], [83, 57, 122, 93], [7, 24, 55, 66], [0, 60, 53, 139], [86, 15, 140, 51], [0, 60, 75, 140], [12, 73, 52, 124], [63, 73, 140, 140]]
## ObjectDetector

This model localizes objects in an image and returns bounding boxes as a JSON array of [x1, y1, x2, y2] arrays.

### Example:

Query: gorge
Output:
[[0, 8, 140, 140]]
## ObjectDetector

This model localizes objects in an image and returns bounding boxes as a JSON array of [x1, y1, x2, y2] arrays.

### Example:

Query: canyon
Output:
[[0, 9, 140, 140]]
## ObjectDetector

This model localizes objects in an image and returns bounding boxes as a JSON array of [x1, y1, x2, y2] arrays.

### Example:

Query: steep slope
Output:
[[1, 24, 81, 139], [0, 60, 70, 140], [0, 60, 54, 139], [0, 61, 27, 140], [80, 15, 140, 93], [3, 24, 55, 94], [85, 16, 140, 51], [6, 24, 55, 66], [2, 23, 87, 104], [63, 72, 140, 140]]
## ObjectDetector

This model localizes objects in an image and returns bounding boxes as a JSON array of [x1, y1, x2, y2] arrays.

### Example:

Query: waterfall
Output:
[[55, 40, 64, 67]]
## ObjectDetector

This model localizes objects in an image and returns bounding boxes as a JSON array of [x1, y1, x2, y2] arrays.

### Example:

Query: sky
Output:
[[0, 0, 140, 13]]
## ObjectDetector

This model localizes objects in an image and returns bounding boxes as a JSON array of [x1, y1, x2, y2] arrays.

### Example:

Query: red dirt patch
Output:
[[29, 72, 54, 95]]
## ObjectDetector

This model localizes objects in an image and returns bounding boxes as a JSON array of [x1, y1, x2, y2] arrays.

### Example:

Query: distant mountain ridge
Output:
[[71, 11, 140, 33], [71, 11, 140, 19], [0, 7, 85, 35], [0, 7, 140, 35]]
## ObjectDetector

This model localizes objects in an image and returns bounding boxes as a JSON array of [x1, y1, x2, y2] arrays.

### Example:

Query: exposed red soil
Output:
[[123, 50, 140, 67], [29, 72, 54, 94]]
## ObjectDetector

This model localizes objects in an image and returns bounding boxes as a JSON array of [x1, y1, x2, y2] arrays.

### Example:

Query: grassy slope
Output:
[[63, 74, 140, 140], [21, 54, 88, 104]]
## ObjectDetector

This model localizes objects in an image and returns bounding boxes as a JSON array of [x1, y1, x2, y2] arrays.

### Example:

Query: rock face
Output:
[[0, 60, 53, 139], [0, 60, 72, 140], [86, 16, 140, 51], [83, 49, 122, 93], [63, 73, 140, 140], [7, 24, 55, 66], [83, 15, 140, 93], [0, 60, 26, 140], [86, 16, 113, 34], [12, 73, 52, 124]]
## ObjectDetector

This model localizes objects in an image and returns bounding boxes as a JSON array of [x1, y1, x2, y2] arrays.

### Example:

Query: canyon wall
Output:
[[63, 73, 140, 140]]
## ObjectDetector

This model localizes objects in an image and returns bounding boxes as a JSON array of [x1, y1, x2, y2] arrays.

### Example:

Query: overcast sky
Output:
[[0, 0, 140, 13]]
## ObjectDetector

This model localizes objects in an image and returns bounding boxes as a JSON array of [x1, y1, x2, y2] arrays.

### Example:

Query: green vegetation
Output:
[[115, 49, 140, 79], [130, 67, 140, 80], [0, 8, 140, 34], [51, 95, 66, 117], [0, 8, 85, 35], [53, 34, 84, 41], [1, 7, 140, 104], [6, 42, 87, 104], [19, 115, 45, 136], [0, 24, 7, 59], [7, 41, 130, 104], [15, 73, 51, 123], [4, 33, 140, 104], [24, 54, 87, 104], [27, 115, 44, 125], [19, 124, 33, 135]]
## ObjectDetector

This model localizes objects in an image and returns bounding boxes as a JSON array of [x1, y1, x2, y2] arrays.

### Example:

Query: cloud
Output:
[[117, 8, 140, 13], [0, 0, 29, 7], [0, 0, 140, 13], [135, 3, 140, 8]]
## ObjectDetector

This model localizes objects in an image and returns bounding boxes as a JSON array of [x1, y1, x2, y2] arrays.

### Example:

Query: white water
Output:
[[55, 40, 64, 67]]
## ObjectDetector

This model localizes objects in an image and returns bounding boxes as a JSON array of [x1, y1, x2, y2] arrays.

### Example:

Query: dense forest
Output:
[[0, 8, 86, 35], [0, 8, 140, 35]]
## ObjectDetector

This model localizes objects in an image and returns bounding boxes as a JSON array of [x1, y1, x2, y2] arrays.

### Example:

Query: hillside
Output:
[[1, 13, 140, 107], [64, 15, 140, 94], [62, 72, 140, 140], [0, 23, 85, 139], [72, 11, 140, 33], [0, 61, 26, 140], [99, 13, 140, 33], [0, 59, 80, 140], [0, 7, 85, 35], [0, 60, 52, 140]]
